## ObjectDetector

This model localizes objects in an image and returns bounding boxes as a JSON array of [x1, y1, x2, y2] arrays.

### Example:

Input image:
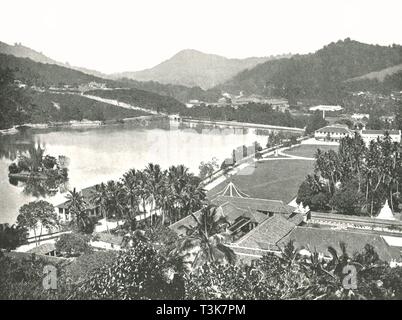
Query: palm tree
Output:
[[90, 183, 109, 233], [135, 170, 150, 224], [122, 169, 140, 229], [105, 180, 125, 226], [174, 204, 235, 272], [66, 188, 88, 231], [144, 163, 165, 226], [19, 143, 45, 173]]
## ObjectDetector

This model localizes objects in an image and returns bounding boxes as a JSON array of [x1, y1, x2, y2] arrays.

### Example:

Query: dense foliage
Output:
[[55, 233, 92, 257], [29, 91, 150, 123], [3, 239, 402, 300], [0, 224, 28, 250], [181, 102, 309, 128], [0, 53, 104, 87], [297, 132, 402, 215], [0, 68, 31, 129]]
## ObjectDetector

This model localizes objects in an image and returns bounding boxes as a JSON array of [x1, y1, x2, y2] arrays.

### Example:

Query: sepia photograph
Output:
[[1, 0, 402, 310]]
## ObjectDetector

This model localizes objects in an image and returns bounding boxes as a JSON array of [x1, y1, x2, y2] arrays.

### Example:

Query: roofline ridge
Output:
[[235, 214, 279, 244]]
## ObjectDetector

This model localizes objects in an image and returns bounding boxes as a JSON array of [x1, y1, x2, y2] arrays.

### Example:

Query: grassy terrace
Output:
[[284, 144, 338, 158], [208, 144, 339, 204]]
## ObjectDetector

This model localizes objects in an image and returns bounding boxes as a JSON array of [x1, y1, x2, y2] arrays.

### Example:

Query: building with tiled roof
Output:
[[170, 181, 300, 242], [314, 125, 353, 142], [235, 214, 296, 249], [278, 226, 402, 263]]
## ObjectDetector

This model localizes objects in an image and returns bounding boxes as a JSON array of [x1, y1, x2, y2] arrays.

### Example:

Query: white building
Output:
[[309, 105, 343, 118], [361, 129, 401, 145], [351, 113, 369, 121], [314, 125, 353, 142]]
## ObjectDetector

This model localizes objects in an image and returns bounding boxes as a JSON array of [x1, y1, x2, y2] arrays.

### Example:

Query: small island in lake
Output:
[[8, 143, 68, 182]]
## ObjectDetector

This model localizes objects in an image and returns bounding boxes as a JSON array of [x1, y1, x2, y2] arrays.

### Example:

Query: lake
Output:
[[0, 120, 272, 224]]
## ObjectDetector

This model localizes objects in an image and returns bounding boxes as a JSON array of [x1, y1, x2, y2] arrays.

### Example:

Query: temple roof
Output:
[[212, 195, 294, 215], [215, 181, 250, 198]]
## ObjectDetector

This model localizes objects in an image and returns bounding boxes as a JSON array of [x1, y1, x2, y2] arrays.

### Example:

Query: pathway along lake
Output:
[[0, 120, 276, 224]]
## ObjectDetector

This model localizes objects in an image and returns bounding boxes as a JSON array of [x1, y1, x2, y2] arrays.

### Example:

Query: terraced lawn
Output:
[[284, 144, 338, 158]]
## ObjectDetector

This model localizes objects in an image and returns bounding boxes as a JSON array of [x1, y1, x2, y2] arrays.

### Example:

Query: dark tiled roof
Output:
[[169, 210, 201, 236], [218, 202, 249, 224], [278, 226, 402, 262], [236, 214, 296, 249], [212, 196, 294, 215]]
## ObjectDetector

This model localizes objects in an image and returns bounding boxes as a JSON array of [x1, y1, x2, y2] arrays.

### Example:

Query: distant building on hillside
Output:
[[309, 105, 343, 119], [351, 113, 370, 121], [360, 129, 401, 145], [314, 124, 353, 142], [380, 115, 395, 124], [231, 95, 289, 112]]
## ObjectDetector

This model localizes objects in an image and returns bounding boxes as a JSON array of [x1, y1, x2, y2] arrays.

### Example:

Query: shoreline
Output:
[[0, 115, 167, 136]]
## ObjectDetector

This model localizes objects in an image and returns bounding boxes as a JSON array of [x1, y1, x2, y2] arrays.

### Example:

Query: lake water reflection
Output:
[[0, 120, 271, 224]]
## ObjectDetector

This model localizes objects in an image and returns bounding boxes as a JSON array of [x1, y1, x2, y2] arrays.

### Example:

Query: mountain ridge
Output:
[[0, 41, 108, 79], [110, 49, 291, 89]]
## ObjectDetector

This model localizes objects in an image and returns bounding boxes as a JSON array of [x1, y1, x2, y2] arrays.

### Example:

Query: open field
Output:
[[283, 144, 338, 158], [207, 159, 315, 204]]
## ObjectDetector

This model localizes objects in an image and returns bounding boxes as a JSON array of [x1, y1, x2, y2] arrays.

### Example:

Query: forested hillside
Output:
[[219, 39, 402, 104], [0, 53, 105, 87], [29, 92, 150, 123]]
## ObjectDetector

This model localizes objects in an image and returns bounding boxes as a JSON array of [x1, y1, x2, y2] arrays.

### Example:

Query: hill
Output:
[[218, 39, 402, 104], [111, 49, 290, 89], [0, 53, 107, 87], [0, 55, 185, 129], [348, 64, 402, 82], [0, 41, 108, 78], [0, 51, 220, 104]]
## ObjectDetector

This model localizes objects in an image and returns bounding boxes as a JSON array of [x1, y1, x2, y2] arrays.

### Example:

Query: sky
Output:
[[1, 0, 401, 74]]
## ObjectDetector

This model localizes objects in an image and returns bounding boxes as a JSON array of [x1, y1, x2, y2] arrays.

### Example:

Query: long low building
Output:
[[314, 126, 401, 145], [314, 125, 353, 142], [361, 129, 401, 145]]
